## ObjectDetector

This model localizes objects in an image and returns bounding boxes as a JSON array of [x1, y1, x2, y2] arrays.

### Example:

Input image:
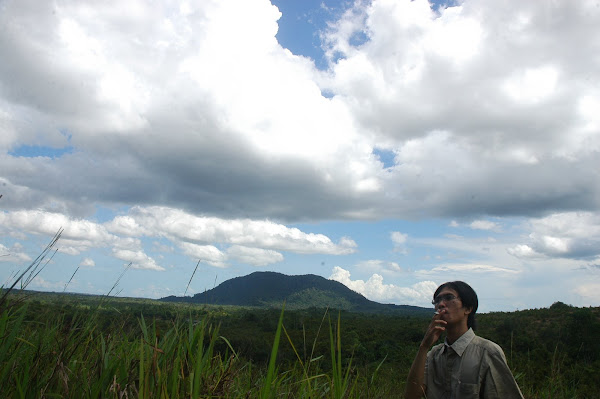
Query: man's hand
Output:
[[421, 311, 447, 349], [405, 311, 448, 399]]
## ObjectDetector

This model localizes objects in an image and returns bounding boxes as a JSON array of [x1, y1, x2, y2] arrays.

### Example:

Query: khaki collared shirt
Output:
[[424, 328, 524, 399]]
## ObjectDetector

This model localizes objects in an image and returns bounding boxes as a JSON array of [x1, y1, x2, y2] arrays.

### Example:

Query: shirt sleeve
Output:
[[482, 349, 524, 399]]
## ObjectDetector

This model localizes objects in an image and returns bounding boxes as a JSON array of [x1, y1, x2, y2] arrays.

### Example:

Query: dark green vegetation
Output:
[[1, 290, 599, 398], [161, 271, 431, 316]]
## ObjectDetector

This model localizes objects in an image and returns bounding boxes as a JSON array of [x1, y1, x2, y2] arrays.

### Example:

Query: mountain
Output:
[[160, 271, 431, 315]]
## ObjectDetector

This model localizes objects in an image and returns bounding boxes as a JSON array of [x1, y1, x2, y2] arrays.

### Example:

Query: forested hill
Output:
[[160, 271, 431, 315]]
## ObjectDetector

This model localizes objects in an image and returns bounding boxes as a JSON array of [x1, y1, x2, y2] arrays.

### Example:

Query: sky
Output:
[[1, 0, 599, 313]]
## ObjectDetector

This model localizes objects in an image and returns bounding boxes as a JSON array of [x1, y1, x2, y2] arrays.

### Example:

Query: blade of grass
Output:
[[22, 247, 58, 288], [370, 354, 388, 386], [96, 262, 132, 310], [306, 307, 329, 377], [63, 266, 80, 293], [139, 336, 145, 399], [184, 259, 201, 297], [329, 311, 355, 399], [260, 303, 285, 399], [0, 228, 63, 310], [219, 335, 238, 360]]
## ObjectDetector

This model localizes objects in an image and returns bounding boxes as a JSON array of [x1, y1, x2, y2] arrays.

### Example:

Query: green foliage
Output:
[[477, 306, 600, 398], [0, 290, 598, 398]]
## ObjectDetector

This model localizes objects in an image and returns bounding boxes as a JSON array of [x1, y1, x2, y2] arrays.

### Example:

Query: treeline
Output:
[[2, 291, 599, 398], [215, 302, 600, 397], [477, 302, 600, 397]]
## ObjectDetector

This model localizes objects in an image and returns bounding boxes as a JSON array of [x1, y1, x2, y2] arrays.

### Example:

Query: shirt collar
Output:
[[444, 328, 475, 357]]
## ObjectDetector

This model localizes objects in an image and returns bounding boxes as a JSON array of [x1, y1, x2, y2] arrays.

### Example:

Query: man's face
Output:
[[433, 287, 471, 326]]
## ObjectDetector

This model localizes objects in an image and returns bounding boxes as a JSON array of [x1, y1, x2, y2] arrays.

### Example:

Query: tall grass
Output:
[[2, 294, 596, 398], [0, 228, 62, 311], [0, 295, 367, 398]]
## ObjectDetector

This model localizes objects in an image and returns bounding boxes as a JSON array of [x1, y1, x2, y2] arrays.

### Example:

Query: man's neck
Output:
[[445, 324, 469, 345]]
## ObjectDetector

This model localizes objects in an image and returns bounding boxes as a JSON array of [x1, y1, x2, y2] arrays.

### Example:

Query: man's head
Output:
[[434, 281, 478, 330]]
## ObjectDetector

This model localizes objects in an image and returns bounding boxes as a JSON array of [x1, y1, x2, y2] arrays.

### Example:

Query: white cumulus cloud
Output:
[[518, 212, 600, 258], [329, 266, 437, 306], [122, 206, 357, 255], [79, 257, 95, 267], [178, 242, 228, 269], [112, 249, 164, 271], [227, 245, 284, 266]]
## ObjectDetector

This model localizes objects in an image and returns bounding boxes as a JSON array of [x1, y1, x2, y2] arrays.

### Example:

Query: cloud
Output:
[[0, 0, 384, 222], [390, 231, 408, 253], [319, 0, 600, 218], [513, 212, 600, 259], [329, 266, 437, 306], [178, 242, 228, 268], [0, 210, 136, 255], [79, 257, 95, 267], [324, 0, 598, 150], [227, 245, 284, 266], [121, 206, 357, 255], [29, 276, 65, 291], [152, 241, 174, 253], [574, 282, 600, 305], [0, 210, 111, 243], [419, 263, 520, 275], [502, 66, 559, 106], [106, 216, 152, 237], [447, 219, 500, 231], [507, 244, 541, 259], [0, 0, 597, 225], [112, 249, 164, 271], [0, 243, 31, 263], [0, 210, 156, 268], [0, 206, 354, 270], [469, 220, 499, 231], [355, 259, 402, 274]]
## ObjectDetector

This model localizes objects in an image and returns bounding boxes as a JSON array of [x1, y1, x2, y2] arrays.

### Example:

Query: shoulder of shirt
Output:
[[428, 342, 445, 356], [469, 334, 504, 356]]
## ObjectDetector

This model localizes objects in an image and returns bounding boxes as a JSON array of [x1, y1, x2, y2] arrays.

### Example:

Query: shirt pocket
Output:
[[458, 382, 480, 398], [459, 356, 481, 385]]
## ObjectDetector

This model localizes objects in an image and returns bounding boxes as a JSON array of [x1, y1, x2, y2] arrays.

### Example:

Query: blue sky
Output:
[[1, 0, 599, 312]]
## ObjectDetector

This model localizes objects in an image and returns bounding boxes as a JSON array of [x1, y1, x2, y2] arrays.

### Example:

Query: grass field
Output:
[[1, 289, 599, 398]]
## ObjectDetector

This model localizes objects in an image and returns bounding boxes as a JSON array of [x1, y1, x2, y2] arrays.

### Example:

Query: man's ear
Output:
[[464, 306, 473, 316]]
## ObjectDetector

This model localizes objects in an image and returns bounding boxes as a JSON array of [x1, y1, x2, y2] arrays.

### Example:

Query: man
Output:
[[405, 281, 524, 399]]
